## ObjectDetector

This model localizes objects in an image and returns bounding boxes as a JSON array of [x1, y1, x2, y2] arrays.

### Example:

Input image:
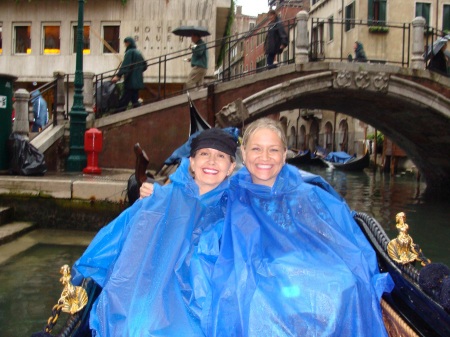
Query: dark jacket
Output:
[[264, 17, 288, 55], [191, 38, 208, 69], [117, 37, 147, 90], [354, 42, 368, 62], [428, 49, 448, 76]]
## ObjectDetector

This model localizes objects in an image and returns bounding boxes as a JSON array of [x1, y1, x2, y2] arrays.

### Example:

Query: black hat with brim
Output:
[[190, 128, 237, 158]]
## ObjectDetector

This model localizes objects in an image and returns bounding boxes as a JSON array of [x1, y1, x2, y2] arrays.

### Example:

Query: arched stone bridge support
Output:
[[216, 63, 450, 198]]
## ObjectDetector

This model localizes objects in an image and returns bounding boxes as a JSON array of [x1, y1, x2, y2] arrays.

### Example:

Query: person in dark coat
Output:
[[112, 37, 147, 111], [353, 41, 368, 62], [428, 43, 449, 76], [264, 10, 288, 69]]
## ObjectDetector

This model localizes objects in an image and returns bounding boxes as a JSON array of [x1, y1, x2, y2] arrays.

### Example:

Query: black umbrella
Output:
[[172, 26, 211, 37], [424, 35, 450, 60]]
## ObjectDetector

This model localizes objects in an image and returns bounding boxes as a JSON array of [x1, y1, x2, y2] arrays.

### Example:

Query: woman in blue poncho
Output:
[[72, 128, 237, 336], [200, 118, 393, 336]]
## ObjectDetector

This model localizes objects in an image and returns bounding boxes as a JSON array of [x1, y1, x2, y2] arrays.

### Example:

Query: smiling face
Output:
[[242, 128, 286, 187], [189, 148, 236, 195]]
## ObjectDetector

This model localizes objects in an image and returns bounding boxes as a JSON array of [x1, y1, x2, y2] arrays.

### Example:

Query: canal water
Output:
[[304, 165, 450, 267], [0, 166, 449, 336]]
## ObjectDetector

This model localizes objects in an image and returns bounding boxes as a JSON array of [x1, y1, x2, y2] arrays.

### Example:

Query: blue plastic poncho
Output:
[[73, 158, 229, 336], [200, 164, 393, 337]]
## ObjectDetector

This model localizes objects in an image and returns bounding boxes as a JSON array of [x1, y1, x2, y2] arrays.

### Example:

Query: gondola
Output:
[[286, 150, 312, 165], [32, 116, 449, 337], [324, 150, 370, 171], [33, 211, 450, 337], [354, 212, 450, 337], [286, 150, 329, 168]]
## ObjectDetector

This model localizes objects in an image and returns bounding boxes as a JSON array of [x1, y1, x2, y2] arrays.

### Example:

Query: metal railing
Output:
[[92, 17, 299, 116], [86, 16, 445, 117], [310, 17, 411, 67]]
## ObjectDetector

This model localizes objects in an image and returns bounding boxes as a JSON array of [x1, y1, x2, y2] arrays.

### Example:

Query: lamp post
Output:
[[66, 0, 87, 171]]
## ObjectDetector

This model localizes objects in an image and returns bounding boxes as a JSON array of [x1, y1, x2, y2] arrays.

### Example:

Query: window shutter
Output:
[[380, 0, 387, 23], [345, 5, 352, 31], [368, 0, 374, 24], [444, 5, 450, 32], [423, 3, 430, 26]]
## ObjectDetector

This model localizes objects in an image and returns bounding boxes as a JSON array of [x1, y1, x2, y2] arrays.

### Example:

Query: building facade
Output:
[[0, 0, 232, 85], [308, 0, 450, 63]]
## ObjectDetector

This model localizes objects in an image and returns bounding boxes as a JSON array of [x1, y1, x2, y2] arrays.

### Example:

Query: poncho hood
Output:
[[30, 89, 41, 101], [124, 36, 137, 50], [170, 157, 229, 202]]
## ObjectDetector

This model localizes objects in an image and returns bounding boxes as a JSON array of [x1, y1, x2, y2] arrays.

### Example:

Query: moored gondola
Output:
[[325, 150, 370, 171], [286, 149, 312, 165]]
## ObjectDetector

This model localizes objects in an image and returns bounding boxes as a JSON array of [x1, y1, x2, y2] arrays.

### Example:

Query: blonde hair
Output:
[[241, 118, 287, 150]]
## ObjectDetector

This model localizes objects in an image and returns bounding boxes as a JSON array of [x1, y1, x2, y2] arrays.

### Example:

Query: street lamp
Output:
[[66, 0, 87, 171]]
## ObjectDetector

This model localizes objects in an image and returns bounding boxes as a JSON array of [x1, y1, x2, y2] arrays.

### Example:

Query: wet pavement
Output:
[[0, 169, 134, 203], [0, 170, 135, 251]]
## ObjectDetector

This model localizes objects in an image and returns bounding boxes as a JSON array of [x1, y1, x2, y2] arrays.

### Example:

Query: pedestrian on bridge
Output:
[[30, 89, 48, 132], [112, 37, 147, 112], [264, 9, 288, 69], [353, 41, 368, 62], [428, 43, 449, 76], [185, 33, 208, 90]]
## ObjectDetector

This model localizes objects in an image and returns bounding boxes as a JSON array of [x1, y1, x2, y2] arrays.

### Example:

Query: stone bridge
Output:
[[75, 61, 450, 198]]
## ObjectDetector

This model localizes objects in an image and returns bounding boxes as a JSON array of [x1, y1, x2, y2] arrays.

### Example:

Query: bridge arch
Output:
[[227, 63, 450, 197]]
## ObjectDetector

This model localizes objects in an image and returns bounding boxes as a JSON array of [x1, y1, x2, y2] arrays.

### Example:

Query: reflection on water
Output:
[[304, 166, 450, 267], [0, 244, 86, 337]]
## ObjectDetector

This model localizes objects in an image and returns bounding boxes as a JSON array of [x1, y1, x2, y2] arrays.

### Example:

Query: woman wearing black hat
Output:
[[70, 128, 237, 336]]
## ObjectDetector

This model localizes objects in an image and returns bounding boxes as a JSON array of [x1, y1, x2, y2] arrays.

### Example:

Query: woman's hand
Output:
[[139, 182, 154, 199]]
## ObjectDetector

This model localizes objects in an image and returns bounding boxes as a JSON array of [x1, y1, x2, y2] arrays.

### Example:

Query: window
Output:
[[249, 23, 255, 30], [345, 2, 355, 32], [0, 23, 2, 54], [311, 24, 324, 59], [416, 2, 431, 26], [73, 24, 90, 54], [43, 25, 60, 54], [328, 16, 334, 41], [103, 24, 120, 53], [443, 5, 450, 32], [14, 24, 31, 54], [368, 0, 387, 25]]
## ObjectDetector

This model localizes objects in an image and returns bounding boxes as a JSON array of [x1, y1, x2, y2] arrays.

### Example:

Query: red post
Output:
[[83, 128, 103, 174]]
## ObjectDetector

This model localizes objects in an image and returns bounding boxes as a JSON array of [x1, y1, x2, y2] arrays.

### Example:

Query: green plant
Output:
[[369, 26, 389, 34], [367, 131, 384, 144]]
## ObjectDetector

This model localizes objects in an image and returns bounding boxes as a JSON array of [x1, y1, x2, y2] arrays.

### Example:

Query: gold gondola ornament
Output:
[[58, 264, 88, 314], [387, 212, 431, 266]]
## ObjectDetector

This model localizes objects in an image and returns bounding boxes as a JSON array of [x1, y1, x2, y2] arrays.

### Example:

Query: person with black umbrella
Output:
[[185, 33, 208, 90], [428, 43, 449, 76]]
